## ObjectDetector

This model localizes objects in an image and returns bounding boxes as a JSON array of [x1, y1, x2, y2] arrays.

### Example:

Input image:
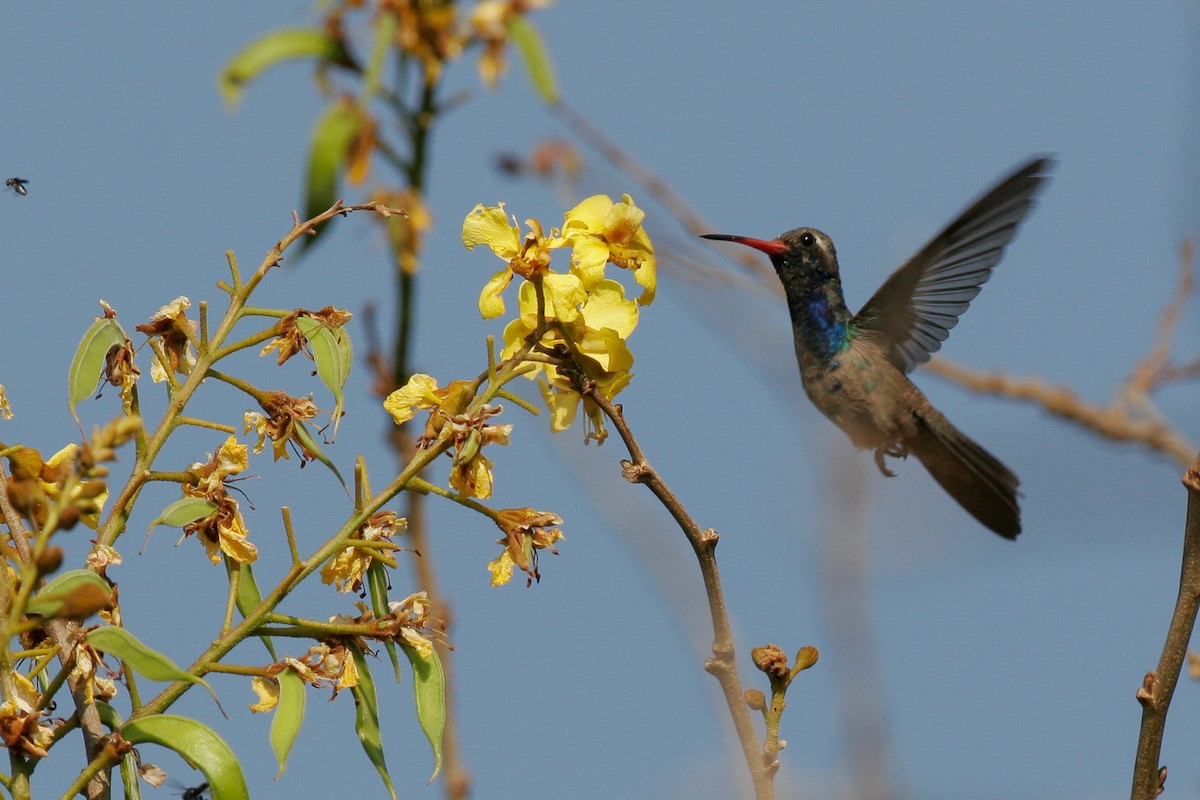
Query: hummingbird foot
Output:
[[873, 444, 909, 478]]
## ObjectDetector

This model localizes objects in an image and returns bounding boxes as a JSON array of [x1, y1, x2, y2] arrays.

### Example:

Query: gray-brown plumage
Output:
[[703, 157, 1053, 538]]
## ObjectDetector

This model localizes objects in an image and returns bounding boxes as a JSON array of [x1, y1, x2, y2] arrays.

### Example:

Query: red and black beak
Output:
[[700, 233, 789, 256]]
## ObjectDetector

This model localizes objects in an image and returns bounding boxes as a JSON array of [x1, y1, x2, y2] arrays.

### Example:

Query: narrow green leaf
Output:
[[87, 627, 220, 709], [292, 418, 347, 491], [68, 317, 128, 423], [348, 642, 397, 800], [270, 668, 307, 778], [96, 701, 124, 729], [300, 101, 363, 254], [360, 12, 397, 105], [229, 561, 275, 659], [147, 498, 217, 534], [219, 29, 354, 111], [507, 16, 559, 104], [294, 316, 352, 439], [366, 561, 403, 682], [404, 644, 446, 781], [121, 714, 248, 800]]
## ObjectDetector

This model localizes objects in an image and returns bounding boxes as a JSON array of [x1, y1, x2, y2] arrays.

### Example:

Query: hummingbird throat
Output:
[[789, 281, 852, 361]]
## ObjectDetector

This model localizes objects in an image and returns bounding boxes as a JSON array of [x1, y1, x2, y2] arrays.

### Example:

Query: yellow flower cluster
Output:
[[462, 194, 655, 442], [182, 437, 258, 564]]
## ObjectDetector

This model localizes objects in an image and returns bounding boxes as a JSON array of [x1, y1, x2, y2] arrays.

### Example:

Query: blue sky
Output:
[[2, 3, 1199, 799]]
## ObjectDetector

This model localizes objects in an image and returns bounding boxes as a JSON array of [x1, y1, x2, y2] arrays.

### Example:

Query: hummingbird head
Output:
[[701, 227, 840, 286]]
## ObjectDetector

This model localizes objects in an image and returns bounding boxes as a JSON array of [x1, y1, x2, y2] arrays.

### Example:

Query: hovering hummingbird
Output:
[[703, 157, 1053, 539], [5, 178, 28, 196]]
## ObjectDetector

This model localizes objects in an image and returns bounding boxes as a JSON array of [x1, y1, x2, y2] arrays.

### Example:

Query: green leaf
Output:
[[147, 497, 217, 534], [507, 16, 559, 104], [26, 569, 113, 619], [300, 101, 363, 254], [295, 316, 352, 439], [96, 701, 124, 729], [348, 642, 397, 800], [360, 11, 397, 105], [404, 644, 446, 781], [228, 561, 275, 660], [291, 418, 347, 491], [86, 627, 220, 710], [366, 561, 403, 683], [219, 29, 354, 111], [270, 668, 306, 778], [120, 714, 248, 800], [67, 317, 128, 423]]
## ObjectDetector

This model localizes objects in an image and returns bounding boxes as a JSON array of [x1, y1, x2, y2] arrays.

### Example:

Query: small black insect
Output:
[[164, 779, 209, 800], [5, 178, 28, 196], [182, 784, 209, 800], [178, 782, 209, 800]]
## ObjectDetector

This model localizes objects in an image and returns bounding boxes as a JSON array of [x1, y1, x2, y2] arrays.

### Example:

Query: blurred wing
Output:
[[854, 157, 1053, 374]]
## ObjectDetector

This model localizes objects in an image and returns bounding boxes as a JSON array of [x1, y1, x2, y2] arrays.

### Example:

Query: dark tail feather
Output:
[[907, 408, 1021, 539]]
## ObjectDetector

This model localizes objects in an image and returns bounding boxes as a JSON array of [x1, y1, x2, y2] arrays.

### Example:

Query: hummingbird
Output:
[[702, 157, 1053, 539]]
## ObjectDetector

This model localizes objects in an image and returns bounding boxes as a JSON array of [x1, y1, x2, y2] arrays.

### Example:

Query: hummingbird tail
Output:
[[907, 409, 1021, 539]]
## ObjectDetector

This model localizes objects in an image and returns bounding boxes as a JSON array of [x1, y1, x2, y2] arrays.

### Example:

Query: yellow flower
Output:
[[135, 296, 197, 382], [490, 507, 564, 586], [0, 673, 55, 758], [383, 373, 444, 425], [446, 404, 512, 499], [562, 193, 656, 305], [467, 1, 554, 87], [286, 642, 358, 698], [389, 592, 435, 657], [243, 392, 321, 463], [183, 437, 257, 564], [321, 511, 407, 594], [44, 444, 108, 529], [462, 204, 566, 318], [502, 279, 637, 442]]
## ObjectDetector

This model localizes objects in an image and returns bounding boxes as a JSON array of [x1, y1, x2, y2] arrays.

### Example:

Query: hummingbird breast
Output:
[[795, 335, 923, 451]]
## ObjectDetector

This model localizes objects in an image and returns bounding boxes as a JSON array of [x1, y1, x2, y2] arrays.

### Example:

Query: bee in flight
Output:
[[181, 784, 209, 800], [164, 779, 209, 800], [5, 178, 28, 196]]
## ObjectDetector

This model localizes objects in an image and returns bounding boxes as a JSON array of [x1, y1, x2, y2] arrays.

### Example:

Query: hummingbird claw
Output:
[[873, 444, 909, 477]]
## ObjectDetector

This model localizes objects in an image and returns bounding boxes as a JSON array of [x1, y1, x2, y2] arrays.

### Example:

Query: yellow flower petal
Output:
[[400, 628, 434, 659], [215, 437, 248, 478], [478, 267, 514, 319], [249, 676, 279, 713], [488, 549, 516, 586], [568, 237, 610, 289], [462, 203, 519, 258], [542, 272, 586, 323], [580, 280, 638, 339], [562, 194, 613, 233], [576, 327, 634, 374], [538, 380, 579, 432], [602, 195, 646, 244], [384, 373, 441, 425]]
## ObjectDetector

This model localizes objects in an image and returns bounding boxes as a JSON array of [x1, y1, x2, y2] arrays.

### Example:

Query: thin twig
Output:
[[1130, 454, 1200, 799], [581, 385, 774, 800], [922, 359, 1195, 465]]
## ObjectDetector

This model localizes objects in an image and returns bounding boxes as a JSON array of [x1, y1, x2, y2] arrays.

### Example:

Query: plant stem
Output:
[[583, 386, 773, 799], [1130, 452, 1200, 799]]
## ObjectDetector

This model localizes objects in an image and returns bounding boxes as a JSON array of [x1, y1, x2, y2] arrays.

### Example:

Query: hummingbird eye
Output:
[[799, 232, 816, 248]]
